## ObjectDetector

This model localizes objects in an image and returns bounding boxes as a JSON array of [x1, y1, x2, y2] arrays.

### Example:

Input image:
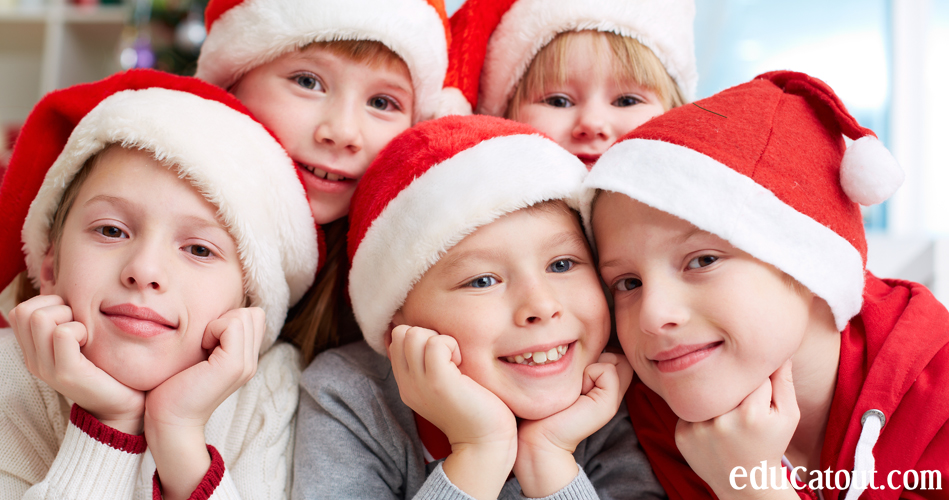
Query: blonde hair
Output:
[[279, 217, 362, 365], [15, 148, 105, 305], [506, 31, 686, 121], [305, 39, 410, 76]]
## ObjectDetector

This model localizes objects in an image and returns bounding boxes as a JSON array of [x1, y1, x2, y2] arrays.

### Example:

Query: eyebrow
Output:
[[84, 194, 129, 208], [598, 227, 710, 272], [437, 245, 507, 276], [85, 195, 226, 232]]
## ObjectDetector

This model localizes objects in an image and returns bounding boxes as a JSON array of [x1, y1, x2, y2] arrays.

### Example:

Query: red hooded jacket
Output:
[[628, 275, 949, 499]]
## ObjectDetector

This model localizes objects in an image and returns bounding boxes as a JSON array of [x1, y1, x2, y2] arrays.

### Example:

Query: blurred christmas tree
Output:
[[118, 0, 208, 76]]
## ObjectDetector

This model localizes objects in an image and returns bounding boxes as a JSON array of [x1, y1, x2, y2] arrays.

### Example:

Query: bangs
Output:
[[306, 39, 410, 76], [507, 31, 685, 119]]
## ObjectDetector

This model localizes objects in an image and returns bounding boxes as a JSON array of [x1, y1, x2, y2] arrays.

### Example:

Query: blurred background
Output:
[[1, 0, 947, 300]]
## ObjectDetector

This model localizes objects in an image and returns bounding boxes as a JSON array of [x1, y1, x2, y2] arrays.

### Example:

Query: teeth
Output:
[[503, 343, 570, 366], [297, 162, 352, 182]]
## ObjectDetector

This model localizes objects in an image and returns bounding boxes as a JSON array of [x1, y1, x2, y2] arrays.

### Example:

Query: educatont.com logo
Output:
[[730, 462, 943, 492]]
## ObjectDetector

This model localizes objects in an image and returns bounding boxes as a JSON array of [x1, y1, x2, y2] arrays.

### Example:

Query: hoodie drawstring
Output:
[[843, 409, 885, 500]]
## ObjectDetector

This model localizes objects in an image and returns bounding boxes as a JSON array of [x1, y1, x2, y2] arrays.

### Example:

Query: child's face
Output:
[[40, 147, 245, 392], [592, 193, 812, 422], [393, 203, 610, 420], [232, 44, 414, 225], [512, 36, 665, 169]]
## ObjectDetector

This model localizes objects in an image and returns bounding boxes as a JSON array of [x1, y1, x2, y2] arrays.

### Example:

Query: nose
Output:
[[571, 102, 612, 142], [120, 238, 167, 292], [637, 277, 689, 336], [514, 278, 564, 326], [314, 96, 363, 152]]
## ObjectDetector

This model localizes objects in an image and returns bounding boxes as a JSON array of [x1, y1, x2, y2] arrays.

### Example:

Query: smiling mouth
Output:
[[296, 161, 354, 182], [503, 343, 570, 366]]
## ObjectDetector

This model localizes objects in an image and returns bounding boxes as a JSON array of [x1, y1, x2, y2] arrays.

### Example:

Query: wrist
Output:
[[82, 405, 144, 435], [145, 422, 210, 500], [513, 441, 578, 498], [443, 439, 517, 500]]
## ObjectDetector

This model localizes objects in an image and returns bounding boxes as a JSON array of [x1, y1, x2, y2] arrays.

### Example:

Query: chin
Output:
[[109, 366, 168, 392], [667, 392, 742, 423], [508, 392, 579, 421]]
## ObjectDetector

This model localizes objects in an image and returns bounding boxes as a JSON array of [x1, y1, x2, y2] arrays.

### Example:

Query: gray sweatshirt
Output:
[[292, 341, 666, 500]]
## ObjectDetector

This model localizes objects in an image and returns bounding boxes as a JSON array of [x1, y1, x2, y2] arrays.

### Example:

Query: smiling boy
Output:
[[0, 70, 318, 499], [293, 115, 665, 499], [583, 71, 949, 500]]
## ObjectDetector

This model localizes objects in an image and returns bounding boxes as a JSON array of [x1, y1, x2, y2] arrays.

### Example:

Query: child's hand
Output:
[[388, 325, 517, 500], [10, 295, 145, 434], [514, 351, 634, 498], [144, 307, 265, 500], [675, 360, 800, 500]]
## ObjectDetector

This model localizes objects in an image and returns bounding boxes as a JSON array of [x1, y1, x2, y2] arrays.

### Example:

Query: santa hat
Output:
[[581, 70, 903, 331], [446, 0, 698, 117], [196, 0, 462, 121], [348, 115, 587, 354], [0, 69, 319, 351]]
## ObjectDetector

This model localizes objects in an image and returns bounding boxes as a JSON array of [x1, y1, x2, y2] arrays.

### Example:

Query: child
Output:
[[0, 69, 319, 499], [293, 115, 666, 499], [583, 71, 948, 499], [195, 0, 467, 364], [446, 0, 697, 167]]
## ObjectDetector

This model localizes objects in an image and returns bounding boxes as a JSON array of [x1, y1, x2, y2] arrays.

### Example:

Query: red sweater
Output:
[[628, 275, 949, 499]]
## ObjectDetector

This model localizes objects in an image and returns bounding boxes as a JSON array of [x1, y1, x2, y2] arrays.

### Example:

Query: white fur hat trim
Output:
[[22, 88, 318, 351], [478, 0, 697, 117], [581, 138, 865, 332], [350, 134, 587, 354], [196, 0, 448, 122]]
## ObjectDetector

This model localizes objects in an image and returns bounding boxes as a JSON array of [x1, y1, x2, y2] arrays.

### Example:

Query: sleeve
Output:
[[152, 342, 301, 500], [9, 405, 146, 500], [0, 333, 146, 500], [626, 377, 717, 500], [292, 350, 417, 500]]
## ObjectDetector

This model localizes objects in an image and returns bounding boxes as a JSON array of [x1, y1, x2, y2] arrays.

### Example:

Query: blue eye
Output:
[[467, 276, 498, 289], [543, 95, 572, 108], [687, 255, 718, 269], [96, 225, 127, 239], [294, 73, 322, 91], [612, 95, 642, 107], [548, 259, 574, 273], [613, 277, 642, 292]]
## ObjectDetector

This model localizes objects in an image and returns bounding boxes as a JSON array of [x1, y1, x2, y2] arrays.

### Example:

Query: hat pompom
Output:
[[436, 86, 473, 118], [840, 135, 904, 206]]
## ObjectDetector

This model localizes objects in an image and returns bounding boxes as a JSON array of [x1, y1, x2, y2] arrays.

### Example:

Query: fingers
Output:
[[769, 359, 796, 414], [18, 301, 73, 374], [50, 322, 89, 376]]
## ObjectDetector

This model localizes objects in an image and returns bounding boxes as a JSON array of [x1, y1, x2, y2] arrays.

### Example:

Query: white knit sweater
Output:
[[0, 329, 301, 500]]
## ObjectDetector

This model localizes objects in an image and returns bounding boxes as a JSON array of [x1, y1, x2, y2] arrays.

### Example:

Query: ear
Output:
[[38, 246, 57, 295]]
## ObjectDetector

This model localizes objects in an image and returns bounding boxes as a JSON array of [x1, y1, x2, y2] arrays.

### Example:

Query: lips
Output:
[[574, 153, 601, 166], [651, 341, 722, 373], [101, 303, 177, 338], [295, 161, 355, 182]]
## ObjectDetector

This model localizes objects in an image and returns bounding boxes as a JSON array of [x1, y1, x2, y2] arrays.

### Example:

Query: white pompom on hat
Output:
[[0, 69, 319, 351], [196, 0, 455, 122], [347, 115, 588, 354]]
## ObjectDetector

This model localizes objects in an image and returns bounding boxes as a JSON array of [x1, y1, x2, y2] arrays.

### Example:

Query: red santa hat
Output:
[[196, 0, 463, 121], [446, 0, 698, 117], [0, 69, 320, 351], [581, 70, 904, 331], [348, 115, 587, 354]]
